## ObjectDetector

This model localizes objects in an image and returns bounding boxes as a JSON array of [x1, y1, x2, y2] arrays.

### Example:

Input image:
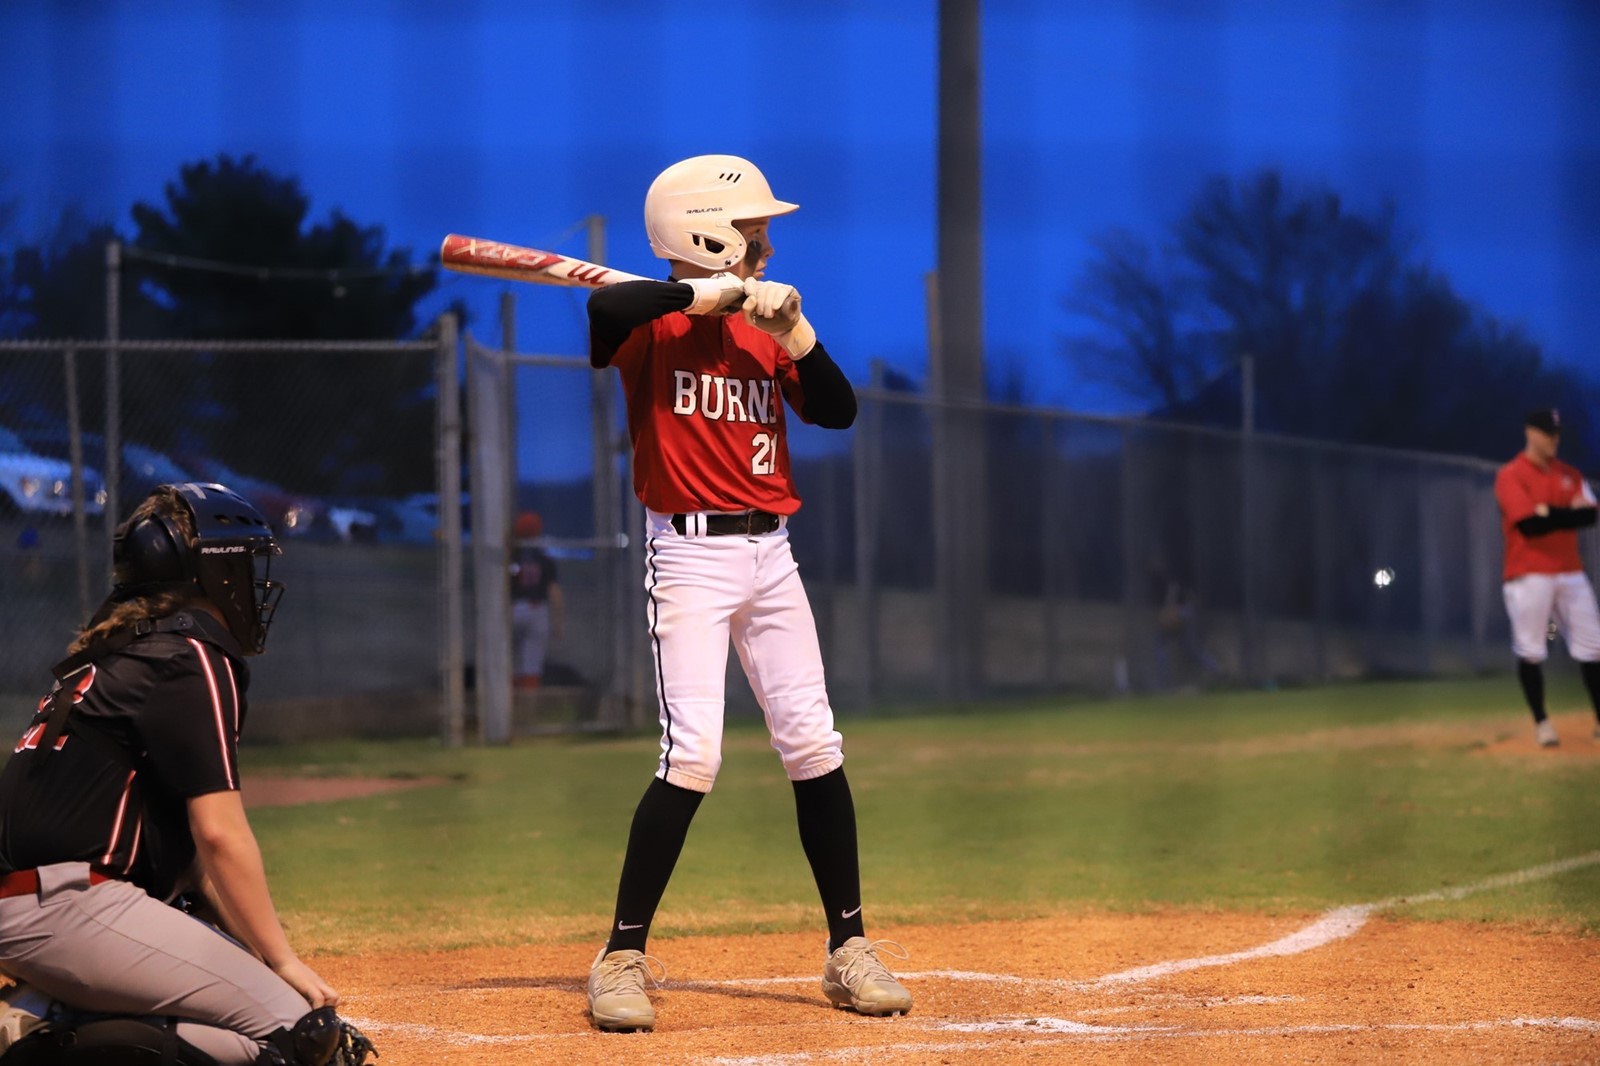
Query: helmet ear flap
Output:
[[112, 512, 193, 596]]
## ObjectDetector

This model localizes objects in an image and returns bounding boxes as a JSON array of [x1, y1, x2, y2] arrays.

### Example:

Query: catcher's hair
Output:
[[67, 486, 197, 656]]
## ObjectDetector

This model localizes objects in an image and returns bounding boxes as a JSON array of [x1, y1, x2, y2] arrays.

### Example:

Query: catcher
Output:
[[0, 483, 374, 1065]]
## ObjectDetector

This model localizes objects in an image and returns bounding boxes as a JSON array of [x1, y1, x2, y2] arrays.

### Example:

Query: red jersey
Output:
[[609, 309, 810, 515], [1494, 452, 1595, 579]]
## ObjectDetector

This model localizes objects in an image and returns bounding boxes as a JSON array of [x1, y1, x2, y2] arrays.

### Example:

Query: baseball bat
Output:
[[439, 234, 649, 288]]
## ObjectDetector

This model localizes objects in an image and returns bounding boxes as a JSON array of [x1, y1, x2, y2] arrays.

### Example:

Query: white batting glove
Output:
[[682, 273, 746, 316], [741, 278, 817, 359]]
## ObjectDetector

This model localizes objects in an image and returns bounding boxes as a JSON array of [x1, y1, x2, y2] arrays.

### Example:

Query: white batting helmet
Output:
[[644, 155, 799, 271]]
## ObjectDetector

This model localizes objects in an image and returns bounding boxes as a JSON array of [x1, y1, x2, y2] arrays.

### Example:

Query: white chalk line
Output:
[[346, 1012, 1600, 1056], [703, 1017, 1600, 1065], [348, 851, 1600, 1053], [341, 1017, 585, 1046], [1075, 993, 1300, 1014], [667, 851, 1600, 997], [1085, 848, 1600, 988], [934, 1015, 1600, 1036]]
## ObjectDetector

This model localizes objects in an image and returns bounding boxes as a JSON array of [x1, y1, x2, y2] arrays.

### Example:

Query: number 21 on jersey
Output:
[[751, 431, 776, 475]]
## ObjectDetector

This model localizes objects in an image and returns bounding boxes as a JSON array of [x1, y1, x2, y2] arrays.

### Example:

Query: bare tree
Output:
[[1063, 169, 1597, 465]]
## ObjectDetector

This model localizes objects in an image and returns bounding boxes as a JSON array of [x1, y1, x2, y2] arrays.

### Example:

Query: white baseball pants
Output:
[[1502, 571, 1600, 663], [643, 510, 844, 793]]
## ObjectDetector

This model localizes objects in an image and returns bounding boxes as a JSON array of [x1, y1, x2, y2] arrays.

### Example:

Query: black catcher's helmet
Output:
[[111, 482, 284, 654]]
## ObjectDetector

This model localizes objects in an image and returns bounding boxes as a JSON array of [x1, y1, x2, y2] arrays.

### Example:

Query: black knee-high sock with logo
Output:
[[606, 777, 704, 954], [793, 767, 865, 951], [1582, 661, 1600, 722], [1517, 660, 1547, 723]]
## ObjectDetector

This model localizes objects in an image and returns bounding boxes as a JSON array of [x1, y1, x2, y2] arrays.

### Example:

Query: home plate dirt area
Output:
[[311, 912, 1599, 1066]]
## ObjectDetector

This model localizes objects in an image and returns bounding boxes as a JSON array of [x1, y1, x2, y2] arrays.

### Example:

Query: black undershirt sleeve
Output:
[[588, 280, 694, 367], [795, 341, 857, 430], [589, 282, 856, 429], [1515, 506, 1599, 537]]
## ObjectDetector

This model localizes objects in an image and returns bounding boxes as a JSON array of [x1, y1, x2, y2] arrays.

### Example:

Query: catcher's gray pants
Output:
[[0, 863, 310, 1064]]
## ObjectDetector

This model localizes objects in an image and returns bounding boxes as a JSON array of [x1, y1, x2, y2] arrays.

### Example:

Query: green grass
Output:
[[242, 675, 1600, 954]]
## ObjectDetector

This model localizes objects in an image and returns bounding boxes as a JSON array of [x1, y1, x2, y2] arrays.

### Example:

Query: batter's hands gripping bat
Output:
[[439, 234, 649, 288]]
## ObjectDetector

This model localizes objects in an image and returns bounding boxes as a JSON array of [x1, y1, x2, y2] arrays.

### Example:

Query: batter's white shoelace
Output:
[[593, 952, 667, 997], [831, 939, 910, 987]]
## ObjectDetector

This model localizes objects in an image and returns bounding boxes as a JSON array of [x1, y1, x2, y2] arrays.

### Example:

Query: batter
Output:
[[583, 154, 911, 1031]]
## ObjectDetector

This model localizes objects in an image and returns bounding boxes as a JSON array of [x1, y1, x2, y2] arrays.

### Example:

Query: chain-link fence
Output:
[[10, 322, 1579, 744], [473, 332, 1600, 731], [827, 394, 1515, 704], [0, 334, 451, 741]]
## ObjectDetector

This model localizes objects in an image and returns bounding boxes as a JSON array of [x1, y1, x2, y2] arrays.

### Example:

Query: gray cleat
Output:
[[587, 948, 665, 1032], [822, 937, 913, 1017]]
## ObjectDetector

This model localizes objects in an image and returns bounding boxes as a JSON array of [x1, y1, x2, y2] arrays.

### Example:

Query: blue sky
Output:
[[2, 1, 1595, 479]]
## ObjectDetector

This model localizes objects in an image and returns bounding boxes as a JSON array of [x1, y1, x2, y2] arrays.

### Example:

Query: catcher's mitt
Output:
[[335, 1020, 379, 1066]]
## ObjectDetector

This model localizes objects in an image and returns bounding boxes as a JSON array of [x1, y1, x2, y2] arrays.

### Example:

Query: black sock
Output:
[[793, 768, 865, 951], [605, 777, 704, 954], [1582, 661, 1600, 721], [1517, 659, 1547, 723]]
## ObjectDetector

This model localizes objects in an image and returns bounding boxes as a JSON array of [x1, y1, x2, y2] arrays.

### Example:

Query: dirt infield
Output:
[[238, 720, 1600, 1065], [309, 912, 1598, 1065]]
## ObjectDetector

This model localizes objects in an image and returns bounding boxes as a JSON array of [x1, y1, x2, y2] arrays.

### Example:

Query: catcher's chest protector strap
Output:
[[37, 614, 200, 757]]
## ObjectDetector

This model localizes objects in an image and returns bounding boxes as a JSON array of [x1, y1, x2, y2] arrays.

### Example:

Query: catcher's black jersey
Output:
[[0, 611, 248, 900]]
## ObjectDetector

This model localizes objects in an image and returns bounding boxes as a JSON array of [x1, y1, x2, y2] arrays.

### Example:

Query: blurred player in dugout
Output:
[[509, 511, 564, 690], [1493, 408, 1600, 747]]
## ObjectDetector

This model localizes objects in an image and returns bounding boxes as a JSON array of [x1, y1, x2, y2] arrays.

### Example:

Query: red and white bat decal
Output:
[[439, 235, 649, 288]]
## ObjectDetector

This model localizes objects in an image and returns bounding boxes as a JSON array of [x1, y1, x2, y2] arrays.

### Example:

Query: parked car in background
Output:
[[173, 455, 324, 538], [0, 425, 106, 517], [371, 491, 471, 544], [122, 442, 201, 500], [19, 430, 195, 510], [325, 500, 380, 544]]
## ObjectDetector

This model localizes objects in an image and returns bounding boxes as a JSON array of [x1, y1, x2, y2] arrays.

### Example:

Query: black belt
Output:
[[671, 511, 782, 537]]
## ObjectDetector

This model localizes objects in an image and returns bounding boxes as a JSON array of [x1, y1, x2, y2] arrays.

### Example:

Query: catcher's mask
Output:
[[111, 482, 284, 654]]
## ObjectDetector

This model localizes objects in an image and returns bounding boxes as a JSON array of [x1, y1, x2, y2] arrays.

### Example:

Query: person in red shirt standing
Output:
[[1493, 408, 1600, 746], [581, 154, 911, 1032]]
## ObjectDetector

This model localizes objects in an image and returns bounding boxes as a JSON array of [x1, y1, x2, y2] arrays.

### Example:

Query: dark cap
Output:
[[1525, 408, 1562, 434]]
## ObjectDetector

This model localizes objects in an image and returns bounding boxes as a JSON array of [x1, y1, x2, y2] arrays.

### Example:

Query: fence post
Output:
[[1311, 446, 1331, 682], [1041, 411, 1061, 690], [468, 337, 514, 743], [500, 290, 518, 514], [1415, 459, 1436, 674], [852, 360, 884, 708], [1118, 423, 1139, 694], [437, 313, 467, 747], [103, 241, 121, 533], [1468, 480, 1491, 670], [1238, 365, 1258, 685], [63, 346, 91, 621], [586, 215, 625, 720]]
